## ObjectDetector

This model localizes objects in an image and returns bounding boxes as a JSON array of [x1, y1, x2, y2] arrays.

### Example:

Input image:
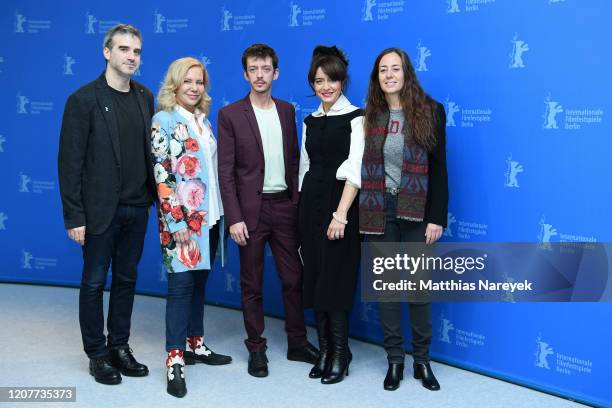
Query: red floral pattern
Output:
[[171, 206, 184, 221], [177, 241, 202, 269], [176, 155, 201, 178], [185, 138, 199, 152], [152, 114, 213, 273], [186, 210, 208, 236], [161, 201, 171, 214]]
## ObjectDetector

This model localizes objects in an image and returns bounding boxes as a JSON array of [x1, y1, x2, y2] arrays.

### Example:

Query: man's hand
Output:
[[229, 222, 250, 246], [67, 226, 86, 246]]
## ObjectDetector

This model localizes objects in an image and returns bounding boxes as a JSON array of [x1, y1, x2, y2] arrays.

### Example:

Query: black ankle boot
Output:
[[166, 350, 186, 398], [309, 312, 329, 379], [321, 311, 351, 385], [413, 362, 440, 391], [383, 362, 404, 391]]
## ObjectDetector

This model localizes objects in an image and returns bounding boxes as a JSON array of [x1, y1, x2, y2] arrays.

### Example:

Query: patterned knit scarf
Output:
[[359, 110, 429, 234]]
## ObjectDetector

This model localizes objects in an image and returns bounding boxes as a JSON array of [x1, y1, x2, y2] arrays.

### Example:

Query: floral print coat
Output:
[[151, 109, 216, 273]]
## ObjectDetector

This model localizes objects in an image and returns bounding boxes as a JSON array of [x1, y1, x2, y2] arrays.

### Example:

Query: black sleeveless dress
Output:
[[299, 109, 363, 311]]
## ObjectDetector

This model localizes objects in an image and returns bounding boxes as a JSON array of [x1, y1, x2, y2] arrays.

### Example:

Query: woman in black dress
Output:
[[360, 48, 448, 391], [298, 46, 364, 385]]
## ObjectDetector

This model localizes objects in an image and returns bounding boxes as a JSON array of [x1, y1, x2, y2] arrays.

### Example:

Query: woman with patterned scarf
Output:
[[359, 48, 448, 392]]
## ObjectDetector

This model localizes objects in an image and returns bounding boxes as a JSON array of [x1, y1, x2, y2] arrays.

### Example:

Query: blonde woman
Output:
[[151, 57, 230, 398]]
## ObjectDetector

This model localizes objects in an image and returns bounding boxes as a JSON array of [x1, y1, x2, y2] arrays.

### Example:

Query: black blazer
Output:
[[58, 73, 155, 234], [424, 102, 449, 227]]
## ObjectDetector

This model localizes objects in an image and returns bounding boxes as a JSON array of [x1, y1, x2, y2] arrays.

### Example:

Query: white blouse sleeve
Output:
[[336, 115, 365, 188], [298, 122, 309, 191]]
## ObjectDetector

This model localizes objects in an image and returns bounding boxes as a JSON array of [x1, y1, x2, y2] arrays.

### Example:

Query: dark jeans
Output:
[[79, 205, 149, 359], [366, 193, 432, 364], [166, 224, 219, 351]]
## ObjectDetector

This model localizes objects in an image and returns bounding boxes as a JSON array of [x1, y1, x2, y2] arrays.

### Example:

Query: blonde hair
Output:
[[157, 57, 211, 114]]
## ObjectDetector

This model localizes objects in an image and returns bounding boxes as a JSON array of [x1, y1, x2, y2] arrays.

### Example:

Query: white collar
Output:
[[313, 94, 352, 117], [175, 104, 204, 121]]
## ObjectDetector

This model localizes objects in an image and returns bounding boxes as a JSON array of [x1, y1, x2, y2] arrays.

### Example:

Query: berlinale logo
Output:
[[17, 93, 29, 114], [221, 7, 233, 31], [542, 95, 563, 129], [416, 41, 431, 72], [509, 34, 529, 69], [18, 172, 31, 192], [14, 11, 27, 33], [504, 155, 523, 188], [438, 314, 454, 343], [537, 216, 557, 250], [360, 303, 379, 325], [362, 0, 376, 21], [225, 270, 237, 292], [446, 0, 460, 13], [0, 212, 7, 230], [443, 212, 456, 237], [288, 2, 302, 27], [200, 55, 212, 67], [444, 97, 460, 127], [22, 249, 33, 269], [154, 11, 166, 33], [534, 334, 554, 369], [85, 12, 97, 34], [63, 54, 75, 75]]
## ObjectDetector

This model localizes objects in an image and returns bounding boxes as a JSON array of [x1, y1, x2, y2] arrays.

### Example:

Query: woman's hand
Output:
[[327, 211, 347, 240], [425, 223, 443, 244], [173, 228, 191, 244]]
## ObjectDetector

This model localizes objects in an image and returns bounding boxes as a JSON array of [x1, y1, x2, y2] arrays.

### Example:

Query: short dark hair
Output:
[[102, 24, 142, 50], [307, 45, 349, 92], [242, 43, 278, 71]]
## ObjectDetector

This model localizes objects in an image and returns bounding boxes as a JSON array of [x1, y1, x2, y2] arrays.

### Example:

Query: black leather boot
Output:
[[110, 346, 149, 377], [184, 336, 232, 366], [89, 358, 122, 385], [383, 363, 404, 391], [413, 362, 440, 391], [309, 312, 329, 379], [321, 311, 351, 384], [166, 350, 187, 398]]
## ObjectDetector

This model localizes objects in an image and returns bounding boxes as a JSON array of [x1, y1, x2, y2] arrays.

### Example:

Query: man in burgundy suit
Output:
[[217, 44, 318, 378]]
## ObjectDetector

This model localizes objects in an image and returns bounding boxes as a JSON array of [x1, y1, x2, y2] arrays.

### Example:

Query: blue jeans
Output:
[[79, 205, 149, 359], [165, 224, 219, 351]]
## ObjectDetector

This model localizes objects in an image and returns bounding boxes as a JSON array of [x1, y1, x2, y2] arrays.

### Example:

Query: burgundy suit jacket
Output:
[[217, 95, 299, 231]]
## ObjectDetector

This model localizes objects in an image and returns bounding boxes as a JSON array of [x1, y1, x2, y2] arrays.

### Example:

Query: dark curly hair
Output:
[[364, 47, 438, 151], [242, 43, 278, 71]]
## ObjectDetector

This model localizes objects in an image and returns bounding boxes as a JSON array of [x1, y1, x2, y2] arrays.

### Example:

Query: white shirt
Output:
[[298, 94, 365, 191], [176, 105, 223, 227], [253, 103, 287, 193]]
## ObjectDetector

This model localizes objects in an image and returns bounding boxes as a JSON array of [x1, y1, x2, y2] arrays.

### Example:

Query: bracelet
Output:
[[332, 212, 348, 225]]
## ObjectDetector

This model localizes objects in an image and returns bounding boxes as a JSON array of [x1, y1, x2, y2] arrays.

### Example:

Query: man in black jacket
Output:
[[58, 24, 155, 385]]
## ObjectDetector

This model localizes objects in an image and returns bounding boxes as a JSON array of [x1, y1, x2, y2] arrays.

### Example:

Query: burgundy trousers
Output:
[[238, 192, 308, 352]]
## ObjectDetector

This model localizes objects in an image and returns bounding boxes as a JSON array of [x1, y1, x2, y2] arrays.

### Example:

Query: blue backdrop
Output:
[[1, 1, 610, 406]]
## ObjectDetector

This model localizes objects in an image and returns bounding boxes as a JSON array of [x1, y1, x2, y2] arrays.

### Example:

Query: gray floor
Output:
[[0, 284, 586, 408]]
